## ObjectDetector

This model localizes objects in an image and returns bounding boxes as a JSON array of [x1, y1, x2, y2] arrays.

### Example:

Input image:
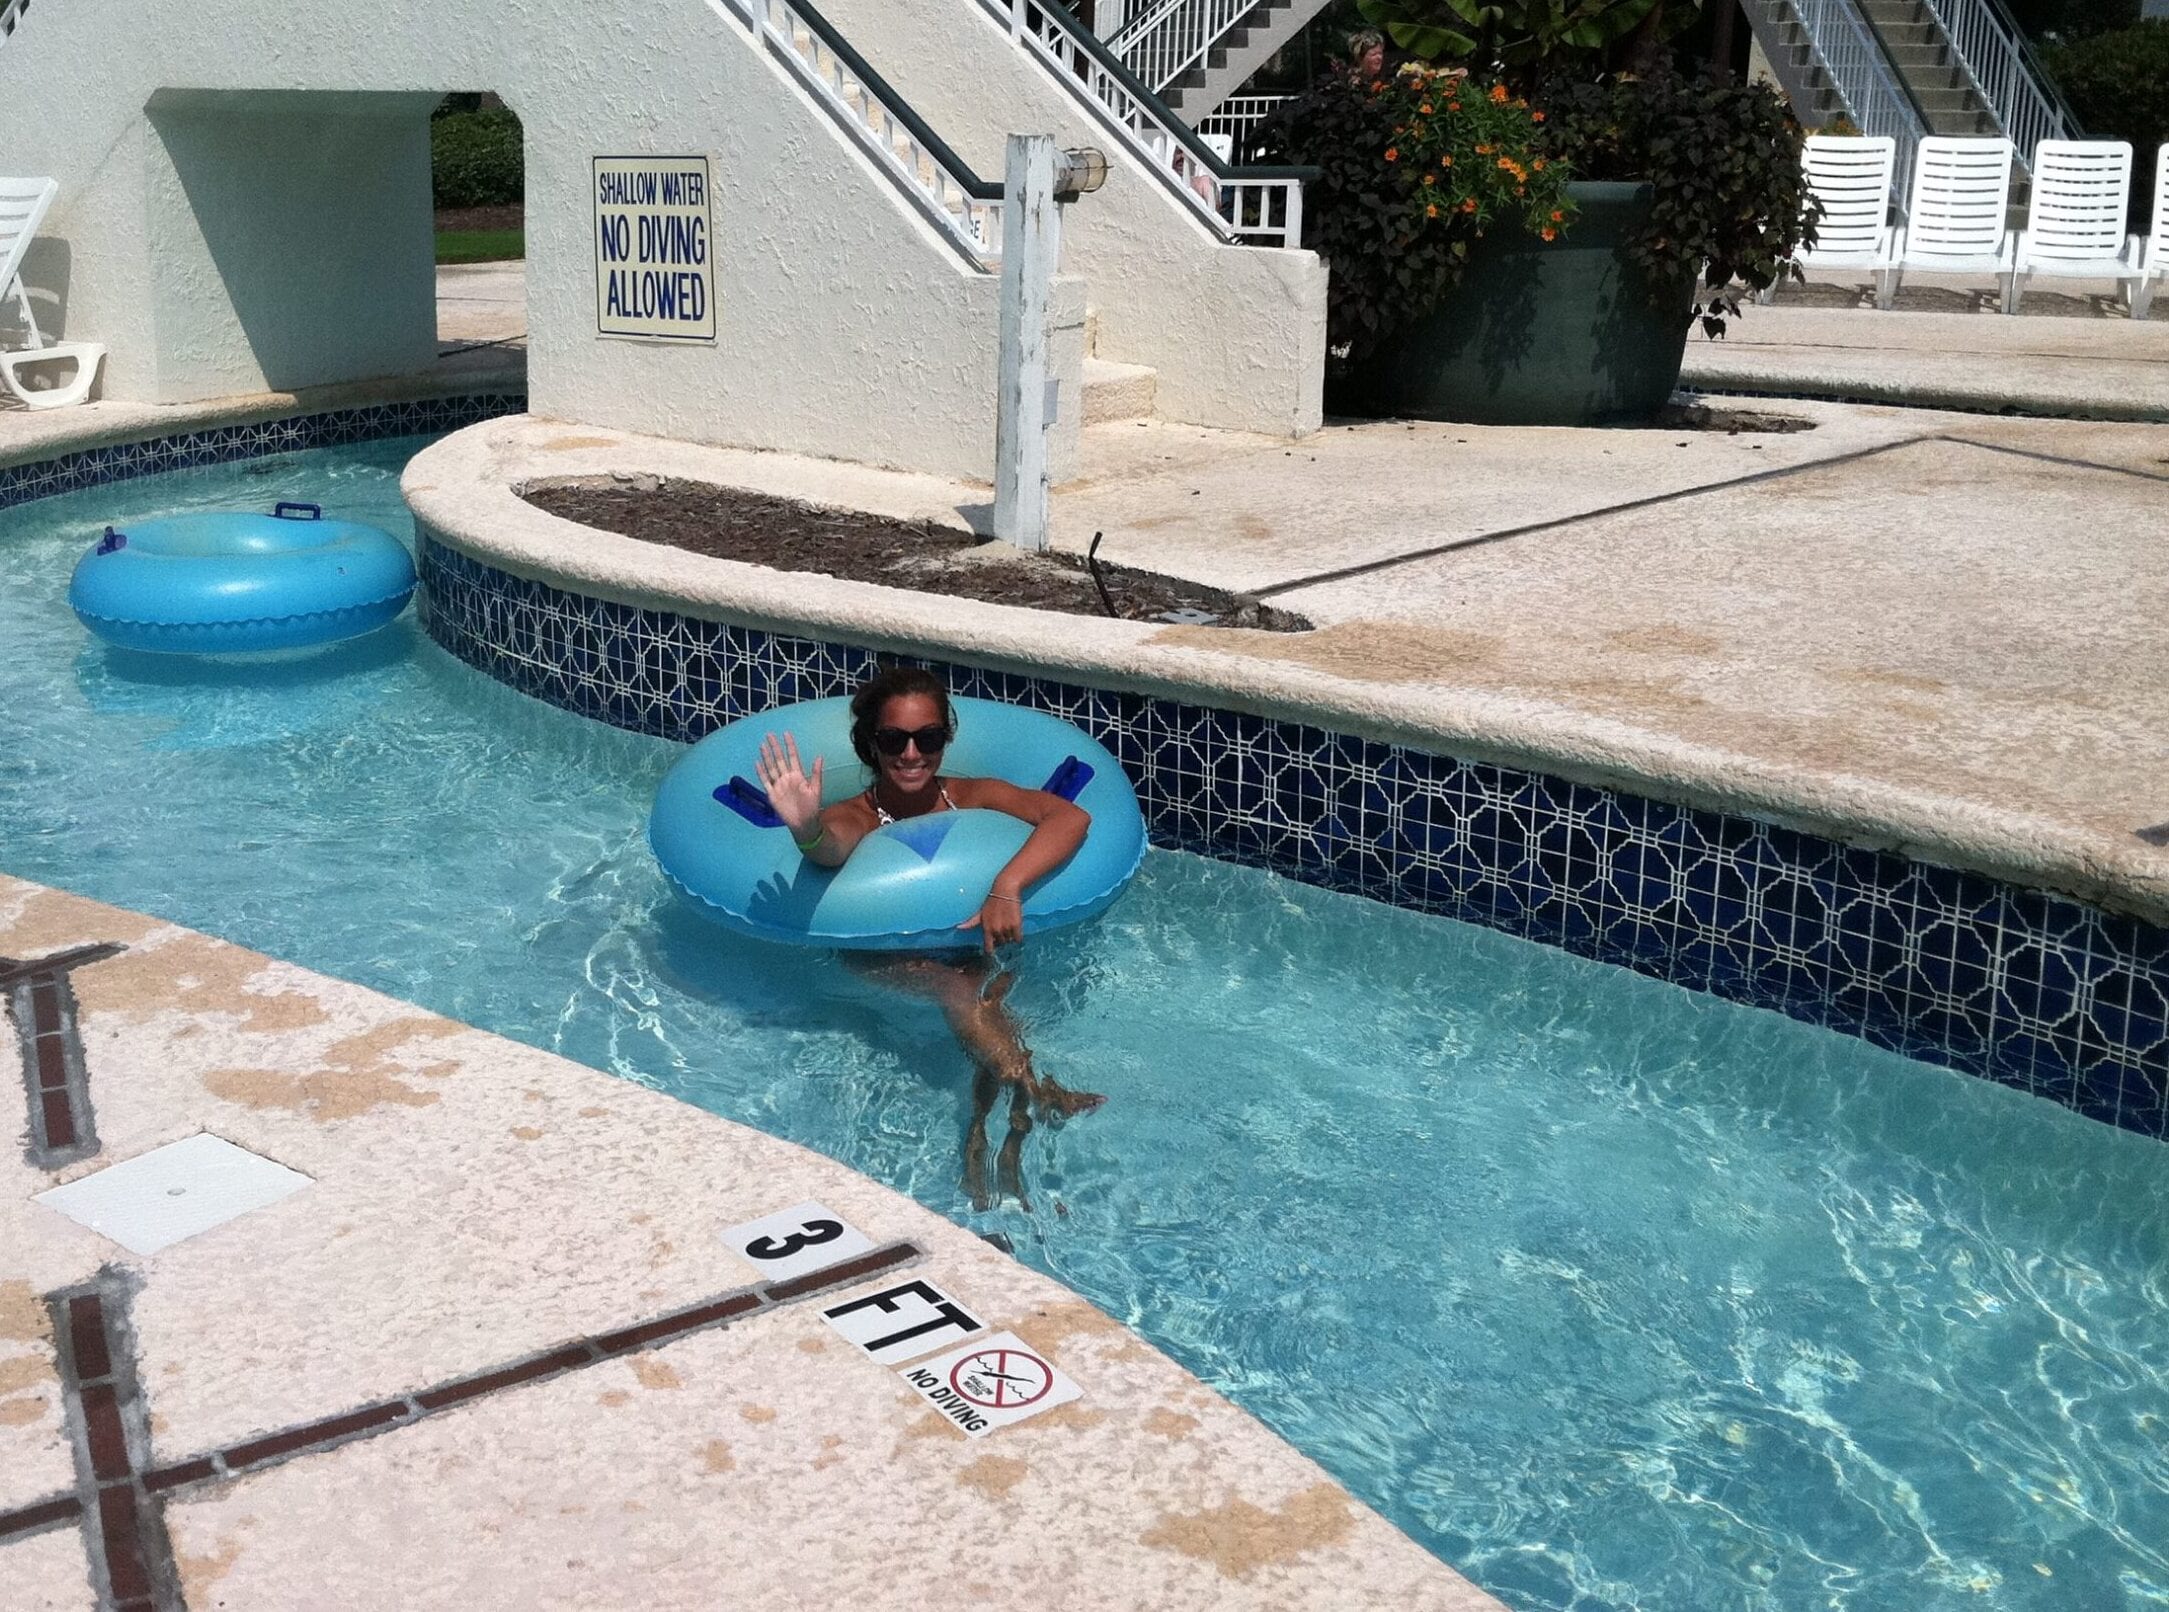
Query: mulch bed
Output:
[[435, 204, 525, 233], [522, 479, 1310, 629]]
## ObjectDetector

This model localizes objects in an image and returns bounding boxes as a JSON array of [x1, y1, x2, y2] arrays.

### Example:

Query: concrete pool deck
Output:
[[1, 874, 1491, 1610]]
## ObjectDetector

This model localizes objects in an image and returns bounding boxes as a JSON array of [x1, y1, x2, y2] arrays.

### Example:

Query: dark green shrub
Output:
[[1538, 68, 1819, 330], [2040, 21, 2169, 225], [431, 108, 524, 210]]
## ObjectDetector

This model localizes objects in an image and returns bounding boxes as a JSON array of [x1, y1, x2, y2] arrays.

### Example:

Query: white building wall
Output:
[[817, 0, 1327, 438], [0, 0, 1085, 482]]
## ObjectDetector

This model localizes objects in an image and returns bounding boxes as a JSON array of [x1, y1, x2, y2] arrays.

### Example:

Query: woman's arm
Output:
[[950, 777, 1090, 951]]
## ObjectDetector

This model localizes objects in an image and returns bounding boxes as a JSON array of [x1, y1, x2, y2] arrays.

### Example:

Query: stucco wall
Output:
[[0, 0, 1082, 481], [816, 0, 1326, 438]]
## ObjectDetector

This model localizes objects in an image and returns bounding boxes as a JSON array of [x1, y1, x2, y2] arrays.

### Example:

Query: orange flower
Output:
[[1424, 172, 1437, 184], [1541, 226, 1557, 240], [1447, 100, 1461, 111], [1384, 146, 1399, 162], [1419, 102, 1433, 115], [1550, 209, 1565, 222], [1474, 143, 1492, 155], [1441, 153, 1453, 167], [1489, 83, 1508, 103], [1497, 156, 1515, 170], [1531, 110, 1545, 123], [1426, 203, 1440, 218], [1460, 197, 1478, 213], [1532, 158, 1546, 171]]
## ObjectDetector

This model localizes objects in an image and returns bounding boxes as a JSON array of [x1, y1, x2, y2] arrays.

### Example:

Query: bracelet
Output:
[[794, 827, 825, 853], [986, 893, 1020, 904]]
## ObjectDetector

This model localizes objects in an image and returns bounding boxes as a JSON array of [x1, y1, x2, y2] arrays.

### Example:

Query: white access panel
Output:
[[35, 1132, 313, 1255]]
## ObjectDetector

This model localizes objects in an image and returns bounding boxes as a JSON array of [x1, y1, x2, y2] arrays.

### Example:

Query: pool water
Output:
[[6, 439, 2168, 1612]]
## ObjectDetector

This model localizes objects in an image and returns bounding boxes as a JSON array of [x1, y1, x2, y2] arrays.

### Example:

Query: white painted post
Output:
[[994, 133, 1060, 553]]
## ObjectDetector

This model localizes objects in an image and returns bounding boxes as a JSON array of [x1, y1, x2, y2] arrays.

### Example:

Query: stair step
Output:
[[1082, 356, 1157, 425]]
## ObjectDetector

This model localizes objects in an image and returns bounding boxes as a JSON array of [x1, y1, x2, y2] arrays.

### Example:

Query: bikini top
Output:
[[867, 782, 957, 827]]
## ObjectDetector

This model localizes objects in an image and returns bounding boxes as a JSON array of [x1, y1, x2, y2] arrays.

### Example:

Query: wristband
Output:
[[794, 826, 825, 853]]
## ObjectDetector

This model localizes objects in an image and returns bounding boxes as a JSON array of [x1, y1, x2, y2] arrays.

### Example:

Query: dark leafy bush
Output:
[[1538, 68, 1818, 332], [1258, 65, 1575, 357], [2040, 21, 2169, 225], [431, 108, 524, 210], [2004, 0, 2138, 43]]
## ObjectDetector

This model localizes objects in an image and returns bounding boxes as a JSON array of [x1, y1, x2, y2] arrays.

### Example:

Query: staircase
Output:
[[1105, 0, 1336, 121], [1081, 311, 1158, 422], [1748, 0, 2072, 201]]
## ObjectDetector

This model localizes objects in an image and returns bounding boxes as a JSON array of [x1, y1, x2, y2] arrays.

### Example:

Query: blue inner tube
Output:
[[68, 502, 416, 654], [650, 696, 1146, 951]]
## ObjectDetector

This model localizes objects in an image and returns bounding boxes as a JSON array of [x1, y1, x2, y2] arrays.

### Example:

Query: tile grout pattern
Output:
[[5, 944, 124, 1166], [416, 531, 2169, 1141], [0, 1244, 924, 1584]]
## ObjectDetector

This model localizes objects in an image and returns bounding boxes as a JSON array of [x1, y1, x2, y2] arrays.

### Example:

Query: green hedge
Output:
[[431, 108, 524, 210], [2040, 21, 2169, 225]]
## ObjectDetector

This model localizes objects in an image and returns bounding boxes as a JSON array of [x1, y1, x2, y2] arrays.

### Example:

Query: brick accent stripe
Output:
[[7, 943, 123, 1167]]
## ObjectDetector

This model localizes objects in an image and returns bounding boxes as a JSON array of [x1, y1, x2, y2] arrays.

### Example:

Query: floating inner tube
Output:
[[650, 696, 1146, 951], [68, 502, 417, 654]]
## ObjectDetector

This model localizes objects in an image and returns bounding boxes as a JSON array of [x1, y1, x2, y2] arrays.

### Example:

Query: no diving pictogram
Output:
[[951, 1346, 1053, 1411], [901, 1331, 1082, 1438]]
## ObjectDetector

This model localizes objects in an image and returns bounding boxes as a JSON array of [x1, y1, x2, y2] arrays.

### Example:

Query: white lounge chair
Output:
[[2004, 140, 2139, 313], [1875, 137, 2014, 310], [1, 177, 106, 409], [1761, 135, 1896, 303], [2128, 145, 2169, 321]]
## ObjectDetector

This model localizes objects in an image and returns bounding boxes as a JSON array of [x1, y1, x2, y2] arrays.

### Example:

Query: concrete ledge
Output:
[[405, 414, 2169, 926], [1, 873, 1491, 1608]]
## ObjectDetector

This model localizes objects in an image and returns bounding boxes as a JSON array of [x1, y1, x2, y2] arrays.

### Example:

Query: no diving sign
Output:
[[899, 1331, 1081, 1438]]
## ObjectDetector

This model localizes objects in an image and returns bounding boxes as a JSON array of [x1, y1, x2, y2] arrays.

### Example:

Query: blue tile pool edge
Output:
[[411, 524, 2168, 1142], [2, 399, 2160, 1141]]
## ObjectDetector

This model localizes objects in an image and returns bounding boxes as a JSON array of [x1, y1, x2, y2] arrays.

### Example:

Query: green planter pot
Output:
[[1326, 181, 1696, 428]]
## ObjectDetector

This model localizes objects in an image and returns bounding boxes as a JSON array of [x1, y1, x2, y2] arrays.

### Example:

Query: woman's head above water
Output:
[[849, 667, 958, 795]]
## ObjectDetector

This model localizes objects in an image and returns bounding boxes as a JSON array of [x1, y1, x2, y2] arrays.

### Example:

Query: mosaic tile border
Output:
[[417, 530, 2169, 1141], [0, 394, 526, 511]]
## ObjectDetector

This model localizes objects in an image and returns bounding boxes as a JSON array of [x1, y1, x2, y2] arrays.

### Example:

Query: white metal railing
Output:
[[0, 0, 29, 44], [1196, 94, 1290, 149], [710, 0, 1002, 264], [1107, 0, 1255, 94], [1914, 0, 2073, 169], [973, 0, 1306, 247], [1768, 0, 1926, 200]]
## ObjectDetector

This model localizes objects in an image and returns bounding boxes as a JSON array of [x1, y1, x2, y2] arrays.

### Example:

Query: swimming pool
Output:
[[6, 437, 2167, 1611]]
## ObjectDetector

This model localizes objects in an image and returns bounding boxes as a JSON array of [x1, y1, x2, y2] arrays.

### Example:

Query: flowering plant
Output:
[[1259, 64, 1577, 360]]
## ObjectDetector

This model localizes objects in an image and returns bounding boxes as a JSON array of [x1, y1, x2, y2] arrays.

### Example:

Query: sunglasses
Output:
[[872, 724, 949, 757]]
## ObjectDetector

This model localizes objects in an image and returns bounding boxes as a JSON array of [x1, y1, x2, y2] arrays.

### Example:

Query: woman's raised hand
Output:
[[755, 731, 824, 840]]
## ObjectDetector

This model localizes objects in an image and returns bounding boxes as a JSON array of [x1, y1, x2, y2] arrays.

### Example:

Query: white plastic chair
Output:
[[2004, 140, 2139, 313], [1875, 137, 2015, 309], [1, 178, 106, 409], [1761, 135, 1896, 303], [2128, 144, 2169, 321]]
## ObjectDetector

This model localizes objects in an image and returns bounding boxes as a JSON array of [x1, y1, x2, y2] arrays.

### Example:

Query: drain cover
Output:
[[36, 1132, 313, 1255]]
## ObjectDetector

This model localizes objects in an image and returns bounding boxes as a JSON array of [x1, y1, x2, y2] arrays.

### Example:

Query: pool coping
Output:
[[405, 416, 2169, 929], [0, 873, 1494, 1609]]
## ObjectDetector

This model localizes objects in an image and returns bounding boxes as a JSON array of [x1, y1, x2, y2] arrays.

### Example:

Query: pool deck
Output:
[[1, 874, 1490, 1610]]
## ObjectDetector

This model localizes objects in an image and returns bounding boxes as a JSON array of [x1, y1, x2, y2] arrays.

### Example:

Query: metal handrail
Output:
[[1769, 0, 1928, 200], [712, 0, 1003, 264], [1105, 0, 1257, 92], [1915, 0, 2073, 165], [971, 0, 1315, 247], [0, 0, 29, 43]]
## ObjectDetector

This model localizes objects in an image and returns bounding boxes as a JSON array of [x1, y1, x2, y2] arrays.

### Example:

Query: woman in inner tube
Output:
[[753, 667, 1104, 1209]]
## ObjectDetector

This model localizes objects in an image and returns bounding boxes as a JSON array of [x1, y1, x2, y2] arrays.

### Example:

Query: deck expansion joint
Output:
[[6, 942, 124, 1168]]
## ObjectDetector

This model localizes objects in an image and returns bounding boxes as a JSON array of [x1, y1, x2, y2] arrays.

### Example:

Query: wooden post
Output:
[[994, 133, 1060, 553]]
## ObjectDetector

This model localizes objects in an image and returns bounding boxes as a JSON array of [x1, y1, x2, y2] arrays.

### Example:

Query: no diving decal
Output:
[[899, 1332, 1082, 1439], [594, 155, 716, 342]]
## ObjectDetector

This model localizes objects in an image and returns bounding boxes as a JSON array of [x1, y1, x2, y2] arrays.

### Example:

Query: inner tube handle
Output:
[[274, 501, 324, 521], [94, 527, 127, 556], [714, 775, 786, 828], [1041, 755, 1094, 802]]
